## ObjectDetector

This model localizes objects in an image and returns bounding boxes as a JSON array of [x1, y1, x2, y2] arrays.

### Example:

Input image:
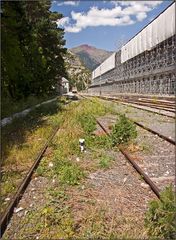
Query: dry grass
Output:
[[1, 99, 65, 213]]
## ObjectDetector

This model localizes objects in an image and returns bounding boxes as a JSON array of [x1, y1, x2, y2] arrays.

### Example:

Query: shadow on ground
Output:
[[1, 99, 66, 164]]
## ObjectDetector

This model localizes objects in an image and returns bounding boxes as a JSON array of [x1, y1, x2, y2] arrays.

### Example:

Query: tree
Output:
[[1, 0, 67, 100]]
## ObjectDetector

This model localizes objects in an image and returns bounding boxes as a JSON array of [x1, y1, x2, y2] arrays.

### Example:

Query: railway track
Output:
[[0, 125, 60, 237], [86, 94, 175, 118], [82, 95, 175, 145], [96, 119, 161, 198], [0, 99, 74, 237], [100, 96, 175, 115], [82, 95, 175, 192], [1, 96, 174, 238], [119, 99, 175, 113]]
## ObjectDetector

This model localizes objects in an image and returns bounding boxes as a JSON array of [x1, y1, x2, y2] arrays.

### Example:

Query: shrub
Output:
[[145, 185, 176, 239], [110, 114, 137, 146]]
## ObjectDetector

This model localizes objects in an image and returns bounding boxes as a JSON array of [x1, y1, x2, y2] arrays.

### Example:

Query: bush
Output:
[[145, 185, 176, 239], [110, 114, 137, 146]]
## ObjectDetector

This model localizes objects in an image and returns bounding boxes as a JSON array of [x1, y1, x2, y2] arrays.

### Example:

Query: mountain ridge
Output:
[[70, 44, 113, 71]]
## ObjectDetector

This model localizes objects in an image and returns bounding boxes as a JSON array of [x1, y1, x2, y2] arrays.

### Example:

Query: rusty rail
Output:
[[95, 119, 161, 199], [0, 126, 60, 237], [134, 121, 175, 145], [94, 95, 175, 119]]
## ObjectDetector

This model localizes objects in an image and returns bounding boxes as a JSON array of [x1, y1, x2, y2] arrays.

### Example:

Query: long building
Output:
[[89, 2, 175, 96]]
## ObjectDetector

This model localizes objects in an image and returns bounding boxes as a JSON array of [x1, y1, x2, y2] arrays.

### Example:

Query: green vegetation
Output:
[[2, 0, 67, 113], [145, 185, 176, 239], [111, 114, 137, 146], [86, 134, 112, 151], [59, 163, 85, 186], [1, 95, 57, 119], [1, 99, 64, 214], [99, 154, 114, 169], [35, 98, 113, 186], [79, 114, 97, 134]]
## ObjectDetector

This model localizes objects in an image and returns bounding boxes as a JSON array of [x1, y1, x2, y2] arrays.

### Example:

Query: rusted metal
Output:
[[0, 125, 60, 237], [122, 100, 175, 113], [134, 121, 175, 145], [119, 148, 161, 198], [99, 96, 175, 118], [98, 96, 175, 145], [95, 119, 161, 199]]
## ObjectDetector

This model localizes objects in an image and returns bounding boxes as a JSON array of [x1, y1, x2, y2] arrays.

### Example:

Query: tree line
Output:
[[2, 0, 67, 100]]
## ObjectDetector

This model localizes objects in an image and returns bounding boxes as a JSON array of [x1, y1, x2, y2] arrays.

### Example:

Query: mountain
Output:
[[64, 50, 91, 91], [70, 44, 113, 71]]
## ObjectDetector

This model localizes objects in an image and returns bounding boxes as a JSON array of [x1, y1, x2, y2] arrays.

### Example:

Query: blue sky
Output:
[[51, 1, 173, 51]]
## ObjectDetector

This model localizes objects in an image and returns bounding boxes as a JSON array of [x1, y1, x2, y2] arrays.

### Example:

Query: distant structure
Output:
[[56, 77, 69, 94], [89, 2, 175, 96], [61, 77, 69, 94]]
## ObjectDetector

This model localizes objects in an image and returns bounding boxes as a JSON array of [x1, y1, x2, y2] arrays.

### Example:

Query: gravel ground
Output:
[[97, 114, 175, 192], [3, 150, 156, 239], [101, 99, 175, 142]]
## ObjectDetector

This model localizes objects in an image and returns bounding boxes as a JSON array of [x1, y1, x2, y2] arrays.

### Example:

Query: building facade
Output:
[[89, 3, 175, 96]]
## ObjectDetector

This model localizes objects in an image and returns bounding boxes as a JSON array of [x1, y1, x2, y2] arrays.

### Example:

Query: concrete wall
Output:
[[89, 35, 176, 96]]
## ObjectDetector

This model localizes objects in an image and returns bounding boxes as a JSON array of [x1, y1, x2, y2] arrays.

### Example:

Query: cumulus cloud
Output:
[[56, 1, 79, 6], [136, 12, 147, 21], [57, 1, 163, 33], [56, 16, 70, 28]]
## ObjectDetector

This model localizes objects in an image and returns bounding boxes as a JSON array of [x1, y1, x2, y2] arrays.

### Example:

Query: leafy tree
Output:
[[1, 0, 67, 100]]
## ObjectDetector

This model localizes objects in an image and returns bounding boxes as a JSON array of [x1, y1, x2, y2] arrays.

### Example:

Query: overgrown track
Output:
[[91, 95, 175, 118], [80, 94, 175, 198], [95, 119, 161, 199], [0, 99, 75, 237], [81, 95, 175, 146], [0, 125, 60, 237]]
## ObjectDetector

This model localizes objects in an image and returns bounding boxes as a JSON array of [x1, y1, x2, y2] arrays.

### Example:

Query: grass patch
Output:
[[78, 114, 96, 134], [85, 135, 112, 151], [1, 99, 65, 214], [53, 156, 85, 186], [59, 164, 85, 185], [99, 154, 114, 169]]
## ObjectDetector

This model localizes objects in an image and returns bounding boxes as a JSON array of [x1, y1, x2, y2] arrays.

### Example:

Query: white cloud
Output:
[[56, 16, 70, 28], [57, 1, 163, 33], [57, 1, 79, 6], [65, 25, 81, 33], [136, 12, 147, 21]]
